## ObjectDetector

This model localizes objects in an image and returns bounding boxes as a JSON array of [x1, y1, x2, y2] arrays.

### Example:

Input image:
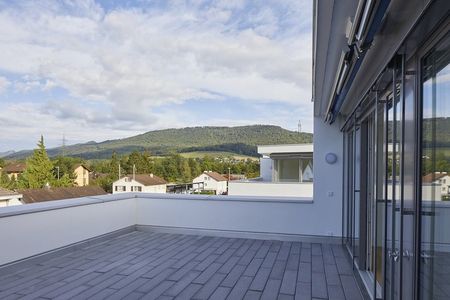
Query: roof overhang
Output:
[[258, 144, 313, 157]]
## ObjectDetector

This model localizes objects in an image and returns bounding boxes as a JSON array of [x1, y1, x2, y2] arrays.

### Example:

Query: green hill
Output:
[[6, 125, 313, 160]]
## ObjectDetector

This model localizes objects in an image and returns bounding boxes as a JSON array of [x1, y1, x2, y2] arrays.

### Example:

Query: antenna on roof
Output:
[[298, 120, 302, 133]]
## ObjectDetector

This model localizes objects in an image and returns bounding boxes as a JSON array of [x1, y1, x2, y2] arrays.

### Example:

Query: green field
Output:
[[179, 151, 258, 160]]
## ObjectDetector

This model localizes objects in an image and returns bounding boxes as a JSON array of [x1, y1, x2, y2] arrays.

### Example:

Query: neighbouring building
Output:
[[228, 144, 313, 197], [112, 174, 167, 194], [19, 186, 107, 204], [192, 171, 228, 195], [422, 172, 450, 199], [0, 187, 23, 207], [73, 164, 91, 186], [313, 0, 449, 298], [2, 162, 26, 180]]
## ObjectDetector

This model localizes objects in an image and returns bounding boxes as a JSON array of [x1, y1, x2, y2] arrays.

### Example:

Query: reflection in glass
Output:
[[420, 33, 450, 300]]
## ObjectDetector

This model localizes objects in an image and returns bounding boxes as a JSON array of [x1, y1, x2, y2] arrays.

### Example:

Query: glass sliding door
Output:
[[420, 32, 450, 300]]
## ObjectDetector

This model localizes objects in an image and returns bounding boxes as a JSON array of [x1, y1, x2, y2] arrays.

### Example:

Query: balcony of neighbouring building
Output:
[[0, 193, 364, 299], [228, 144, 314, 198]]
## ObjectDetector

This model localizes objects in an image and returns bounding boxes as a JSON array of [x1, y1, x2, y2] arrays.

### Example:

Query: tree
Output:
[[19, 136, 55, 188]]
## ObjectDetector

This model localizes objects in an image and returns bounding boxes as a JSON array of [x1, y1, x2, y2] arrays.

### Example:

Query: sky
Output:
[[0, 0, 313, 152]]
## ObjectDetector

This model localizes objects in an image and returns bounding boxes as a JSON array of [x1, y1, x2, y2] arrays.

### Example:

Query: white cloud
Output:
[[0, 0, 313, 150], [0, 76, 10, 94]]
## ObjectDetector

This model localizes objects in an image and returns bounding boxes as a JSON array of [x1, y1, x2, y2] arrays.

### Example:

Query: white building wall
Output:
[[0, 197, 135, 265], [260, 157, 273, 181], [193, 174, 227, 195], [113, 178, 166, 194], [312, 117, 343, 237], [228, 182, 313, 197], [0, 195, 22, 207], [135, 194, 335, 239]]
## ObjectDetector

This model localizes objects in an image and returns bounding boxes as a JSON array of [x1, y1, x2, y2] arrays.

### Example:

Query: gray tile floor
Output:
[[0, 231, 364, 300]]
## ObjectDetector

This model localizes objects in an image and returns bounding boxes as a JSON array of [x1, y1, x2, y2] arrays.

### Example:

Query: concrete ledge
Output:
[[0, 193, 134, 218], [136, 224, 342, 244], [135, 192, 314, 203], [0, 225, 136, 275], [0, 193, 313, 219]]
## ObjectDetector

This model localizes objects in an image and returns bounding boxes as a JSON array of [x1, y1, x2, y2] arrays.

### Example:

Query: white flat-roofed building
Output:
[[229, 144, 313, 198]]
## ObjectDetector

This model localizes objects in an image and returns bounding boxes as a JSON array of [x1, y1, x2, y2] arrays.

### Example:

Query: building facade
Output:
[[192, 171, 228, 195], [112, 174, 167, 194], [313, 0, 449, 299], [0, 188, 22, 207], [73, 164, 90, 187]]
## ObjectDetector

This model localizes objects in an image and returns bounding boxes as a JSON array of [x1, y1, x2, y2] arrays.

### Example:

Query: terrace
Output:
[[0, 193, 364, 299]]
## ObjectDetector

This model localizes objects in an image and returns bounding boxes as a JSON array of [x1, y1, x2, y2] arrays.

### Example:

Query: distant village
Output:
[[0, 136, 256, 207], [0, 137, 321, 206]]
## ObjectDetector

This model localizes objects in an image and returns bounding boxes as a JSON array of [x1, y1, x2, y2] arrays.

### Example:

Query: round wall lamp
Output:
[[325, 153, 338, 164]]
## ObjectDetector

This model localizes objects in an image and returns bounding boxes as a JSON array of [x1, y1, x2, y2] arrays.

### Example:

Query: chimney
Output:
[[150, 173, 154, 178]]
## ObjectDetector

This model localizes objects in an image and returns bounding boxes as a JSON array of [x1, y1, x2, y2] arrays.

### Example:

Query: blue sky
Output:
[[0, 0, 313, 152]]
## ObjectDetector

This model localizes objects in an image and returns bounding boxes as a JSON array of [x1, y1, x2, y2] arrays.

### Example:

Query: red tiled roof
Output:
[[132, 174, 167, 186], [204, 171, 227, 182], [3, 162, 26, 173], [19, 186, 107, 204], [422, 172, 448, 183]]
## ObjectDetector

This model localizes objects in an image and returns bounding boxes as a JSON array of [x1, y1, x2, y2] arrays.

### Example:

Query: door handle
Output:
[[388, 249, 400, 262], [421, 251, 432, 264], [403, 249, 412, 260]]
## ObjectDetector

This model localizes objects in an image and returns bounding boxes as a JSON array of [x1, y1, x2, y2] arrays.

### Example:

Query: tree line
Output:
[[1, 136, 260, 193], [91, 151, 259, 192]]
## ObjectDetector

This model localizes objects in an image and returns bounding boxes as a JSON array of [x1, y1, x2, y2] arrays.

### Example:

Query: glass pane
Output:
[[420, 33, 450, 300], [277, 159, 299, 182], [376, 98, 386, 294], [354, 127, 361, 264]]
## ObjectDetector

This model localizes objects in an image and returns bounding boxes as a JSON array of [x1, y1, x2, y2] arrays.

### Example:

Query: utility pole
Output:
[[62, 134, 67, 157], [133, 164, 136, 181], [56, 166, 60, 180], [298, 120, 302, 133], [118, 164, 121, 180]]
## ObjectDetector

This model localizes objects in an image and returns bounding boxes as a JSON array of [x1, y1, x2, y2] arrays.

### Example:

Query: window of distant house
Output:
[[204, 177, 208, 181], [136, 186, 142, 192], [115, 186, 118, 191]]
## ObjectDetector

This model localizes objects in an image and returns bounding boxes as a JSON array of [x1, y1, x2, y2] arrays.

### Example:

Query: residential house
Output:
[[0, 187, 23, 207], [73, 164, 91, 186], [422, 172, 450, 200], [2, 162, 26, 180], [192, 171, 228, 195], [228, 144, 314, 197], [19, 186, 107, 204], [112, 174, 167, 194]]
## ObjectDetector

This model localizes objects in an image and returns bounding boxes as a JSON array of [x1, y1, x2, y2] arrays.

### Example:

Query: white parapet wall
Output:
[[0, 195, 136, 266], [0, 192, 344, 267], [228, 181, 313, 197], [135, 193, 339, 239]]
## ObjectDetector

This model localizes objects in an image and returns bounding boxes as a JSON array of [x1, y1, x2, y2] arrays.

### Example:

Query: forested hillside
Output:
[[6, 125, 313, 159]]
